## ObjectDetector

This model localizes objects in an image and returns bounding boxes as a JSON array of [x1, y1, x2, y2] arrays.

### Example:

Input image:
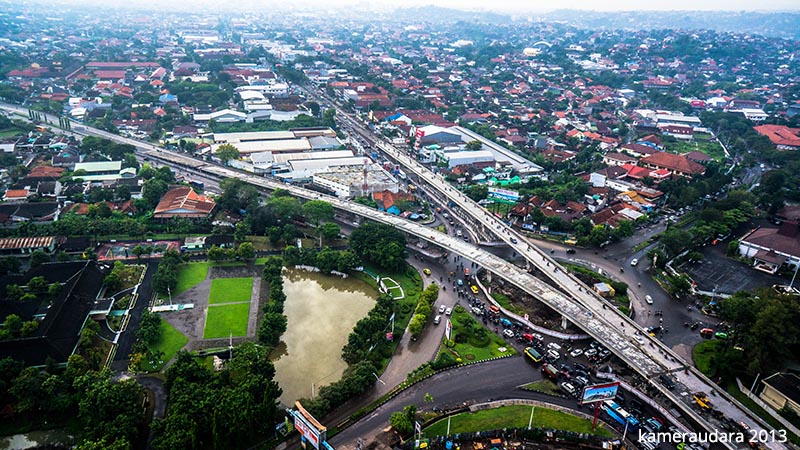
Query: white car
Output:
[[503, 329, 515, 338], [630, 258, 639, 266], [439, 304, 446, 314], [445, 307, 452, 316], [645, 295, 653, 304], [569, 348, 584, 358]]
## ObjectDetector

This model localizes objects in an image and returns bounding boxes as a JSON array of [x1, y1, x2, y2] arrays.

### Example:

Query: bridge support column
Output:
[[561, 315, 569, 331]]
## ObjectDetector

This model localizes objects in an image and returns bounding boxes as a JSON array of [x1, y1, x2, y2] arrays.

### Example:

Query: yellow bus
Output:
[[524, 347, 543, 363]]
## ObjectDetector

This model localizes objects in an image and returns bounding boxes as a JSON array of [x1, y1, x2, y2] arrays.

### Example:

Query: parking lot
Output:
[[681, 243, 785, 295]]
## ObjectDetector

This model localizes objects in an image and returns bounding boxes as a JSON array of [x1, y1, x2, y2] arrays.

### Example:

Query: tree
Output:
[[236, 242, 255, 260], [349, 222, 407, 271], [215, 143, 240, 164], [320, 223, 341, 243], [465, 140, 482, 150], [29, 250, 50, 269], [258, 312, 287, 347], [302, 200, 334, 225], [389, 405, 417, 437], [0, 256, 22, 275], [142, 178, 169, 209]]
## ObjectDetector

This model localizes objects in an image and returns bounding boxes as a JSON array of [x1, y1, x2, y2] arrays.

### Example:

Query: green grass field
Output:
[[208, 277, 253, 305], [692, 340, 723, 377], [521, 379, 561, 396], [141, 319, 189, 372], [204, 303, 250, 338], [175, 263, 209, 295], [491, 292, 524, 315], [423, 405, 613, 437]]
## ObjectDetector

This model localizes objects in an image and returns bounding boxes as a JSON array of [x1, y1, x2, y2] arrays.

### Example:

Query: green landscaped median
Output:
[[204, 303, 250, 338], [141, 319, 188, 372], [434, 305, 516, 367], [209, 277, 253, 305], [423, 405, 613, 437], [692, 340, 723, 377], [175, 262, 209, 295]]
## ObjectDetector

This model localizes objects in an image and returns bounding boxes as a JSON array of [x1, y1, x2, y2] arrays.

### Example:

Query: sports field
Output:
[[203, 277, 253, 338], [208, 277, 253, 305]]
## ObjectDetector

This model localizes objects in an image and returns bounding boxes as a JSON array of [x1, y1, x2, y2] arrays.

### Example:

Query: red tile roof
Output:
[[753, 125, 800, 148], [154, 186, 215, 219], [27, 166, 65, 179], [640, 152, 705, 176]]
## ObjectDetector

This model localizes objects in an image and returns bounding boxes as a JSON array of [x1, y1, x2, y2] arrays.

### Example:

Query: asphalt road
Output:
[[329, 356, 581, 449]]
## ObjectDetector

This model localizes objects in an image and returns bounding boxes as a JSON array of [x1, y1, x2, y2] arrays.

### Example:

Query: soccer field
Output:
[[204, 303, 250, 338], [208, 277, 253, 305]]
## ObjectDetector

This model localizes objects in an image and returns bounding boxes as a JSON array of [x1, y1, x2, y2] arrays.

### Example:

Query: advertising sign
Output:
[[445, 318, 452, 341], [292, 402, 327, 450], [488, 187, 520, 202], [580, 382, 620, 404]]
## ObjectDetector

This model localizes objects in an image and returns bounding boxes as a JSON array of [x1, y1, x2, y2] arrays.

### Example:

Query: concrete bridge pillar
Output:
[[561, 315, 569, 331]]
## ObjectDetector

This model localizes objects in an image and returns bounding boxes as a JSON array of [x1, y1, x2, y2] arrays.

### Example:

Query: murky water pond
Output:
[[271, 268, 376, 405], [0, 429, 76, 450]]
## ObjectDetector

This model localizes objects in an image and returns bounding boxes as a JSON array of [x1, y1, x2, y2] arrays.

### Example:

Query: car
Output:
[[645, 295, 653, 304], [503, 329, 515, 338], [457, 279, 464, 286], [559, 381, 578, 397], [445, 307, 452, 316], [470, 285, 479, 294], [423, 268, 431, 275], [510, 237, 518, 244], [547, 342, 562, 352], [439, 304, 446, 314], [569, 348, 584, 358], [566, 248, 576, 254], [584, 348, 598, 357], [659, 374, 676, 390], [471, 307, 483, 316], [546, 349, 561, 361], [635, 336, 645, 345], [573, 362, 590, 372], [433, 315, 441, 325], [573, 376, 589, 388], [630, 258, 639, 266]]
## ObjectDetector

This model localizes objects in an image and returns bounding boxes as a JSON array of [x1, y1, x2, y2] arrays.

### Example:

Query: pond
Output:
[[0, 429, 76, 450], [271, 268, 377, 405]]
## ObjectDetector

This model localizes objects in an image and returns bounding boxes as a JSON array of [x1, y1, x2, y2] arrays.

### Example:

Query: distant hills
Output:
[[539, 10, 800, 40], [392, 6, 800, 40]]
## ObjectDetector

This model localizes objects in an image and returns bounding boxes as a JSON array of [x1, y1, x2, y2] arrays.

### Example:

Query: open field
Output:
[[175, 263, 209, 295], [208, 277, 253, 305], [204, 303, 250, 338], [140, 319, 188, 372], [424, 404, 613, 437]]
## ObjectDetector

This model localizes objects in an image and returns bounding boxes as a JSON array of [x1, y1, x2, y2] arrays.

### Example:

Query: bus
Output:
[[601, 400, 640, 432], [524, 347, 543, 363], [189, 180, 205, 190]]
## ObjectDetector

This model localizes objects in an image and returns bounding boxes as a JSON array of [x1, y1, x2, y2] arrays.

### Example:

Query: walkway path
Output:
[[246, 275, 262, 337]]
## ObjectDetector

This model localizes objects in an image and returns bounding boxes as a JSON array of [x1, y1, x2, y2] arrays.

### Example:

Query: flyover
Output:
[[1, 102, 786, 449]]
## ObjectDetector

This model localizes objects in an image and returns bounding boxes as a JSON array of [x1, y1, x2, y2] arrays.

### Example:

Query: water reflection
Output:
[[271, 268, 376, 405]]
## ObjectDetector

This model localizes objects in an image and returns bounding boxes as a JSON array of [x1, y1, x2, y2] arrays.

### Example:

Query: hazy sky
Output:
[[44, 0, 800, 12]]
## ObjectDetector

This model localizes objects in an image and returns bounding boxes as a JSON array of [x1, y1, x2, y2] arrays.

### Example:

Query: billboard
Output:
[[581, 382, 620, 404], [445, 318, 452, 341], [292, 401, 327, 450], [488, 187, 520, 202]]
